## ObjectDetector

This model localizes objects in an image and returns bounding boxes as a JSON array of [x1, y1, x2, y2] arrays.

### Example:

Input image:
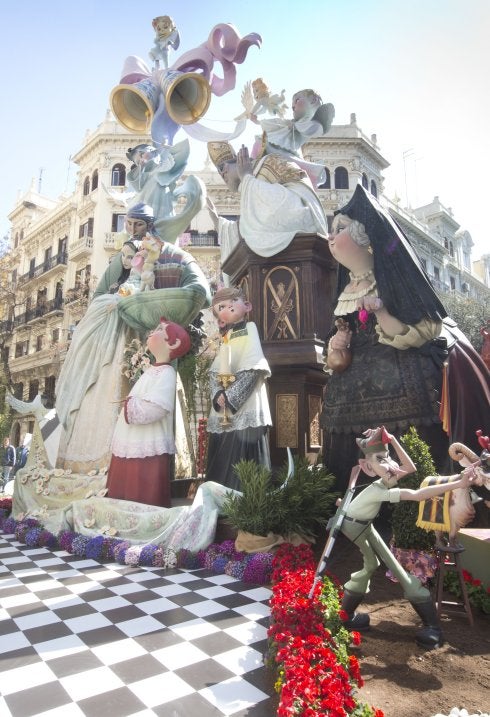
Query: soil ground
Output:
[[322, 534, 490, 717]]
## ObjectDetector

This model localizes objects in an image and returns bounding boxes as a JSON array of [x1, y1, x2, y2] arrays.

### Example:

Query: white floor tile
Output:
[[108, 582, 147, 596], [0, 577, 23, 589], [232, 601, 270, 620], [196, 585, 236, 599], [1, 591, 40, 608], [204, 574, 239, 585], [116, 615, 163, 637], [0, 696, 12, 717], [60, 665, 124, 701], [25, 578, 65, 593], [43, 594, 85, 610], [241, 586, 272, 601], [1, 661, 57, 696], [34, 634, 88, 660], [153, 641, 208, 670], [199, 675, 268, 716], [184, 599, 228, 618], [0, 546, 18, 554], [129, 672, 194, 708], [32, 558, 67, 567], [213, 645, 264, 675], [150, 583, 189, 598], [61, 580, 102, 595], [64, 612, 112, 633], [134, 596, 179, 614], [65, 559, 100, 569], [91, 637, 147, 665], [122, 571, 161, 583], [0, 630, 31, 653], [157, 571, 198, 584], [49, 569, 84, 580], [14, 609, 61, 630], [224, 621, 269, 645], [171, 617, 221, 641]]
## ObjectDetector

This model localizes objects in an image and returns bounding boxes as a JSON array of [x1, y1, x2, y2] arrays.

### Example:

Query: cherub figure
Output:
[[234, 78, 287, 120], [338, 426, 478, 649], [148, 15, 180, 69], [130, 235, 163, 292]]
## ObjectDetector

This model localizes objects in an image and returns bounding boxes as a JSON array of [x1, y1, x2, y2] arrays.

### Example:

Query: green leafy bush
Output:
[[222, 457, 337, 539], [391, 427, 436, 550]]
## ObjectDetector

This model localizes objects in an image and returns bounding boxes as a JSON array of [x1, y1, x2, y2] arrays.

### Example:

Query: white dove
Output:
[[101, 183, 136, 209], [6, 392, 49, 421]]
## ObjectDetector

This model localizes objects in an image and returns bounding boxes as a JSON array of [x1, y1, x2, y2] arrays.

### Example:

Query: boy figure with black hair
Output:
[[340, 426, 477, 649]]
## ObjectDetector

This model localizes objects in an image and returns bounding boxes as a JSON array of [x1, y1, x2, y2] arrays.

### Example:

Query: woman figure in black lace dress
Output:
[[320, 185, 490, 502]]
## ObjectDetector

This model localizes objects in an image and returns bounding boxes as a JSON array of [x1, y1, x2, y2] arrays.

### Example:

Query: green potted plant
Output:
[[389, 426, 437, 583], [221, 457, 337, 552]]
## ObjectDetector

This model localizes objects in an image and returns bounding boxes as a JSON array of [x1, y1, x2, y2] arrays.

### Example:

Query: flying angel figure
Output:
[[234, 78, 287, 121]]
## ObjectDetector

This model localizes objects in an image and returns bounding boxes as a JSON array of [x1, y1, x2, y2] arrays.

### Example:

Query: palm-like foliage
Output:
[[222, 458, 337, 539]]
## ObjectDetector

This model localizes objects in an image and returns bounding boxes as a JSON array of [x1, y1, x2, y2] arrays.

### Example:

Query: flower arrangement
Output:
[[0, 514, 274, 582], [122, 338, 154, 384], [268, 543, 384, 717], [386, 546, 438, 585], [0, 496, 12, 517], [444, 567, 490, 615]]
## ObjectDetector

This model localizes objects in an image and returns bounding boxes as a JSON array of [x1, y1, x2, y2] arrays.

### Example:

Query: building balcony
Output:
[[9, 347, 58, 376], [180, 232, 219, 248], [104, 232, 122, 251], [429, 276, 450, 293], [64, 284, 90, 305], [13, 298, 64, 327], [17, 252, 68, 288], [69, 235, 93, 260]]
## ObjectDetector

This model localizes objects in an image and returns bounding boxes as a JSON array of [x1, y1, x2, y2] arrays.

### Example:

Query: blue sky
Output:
[[2, 0, 489, 257]]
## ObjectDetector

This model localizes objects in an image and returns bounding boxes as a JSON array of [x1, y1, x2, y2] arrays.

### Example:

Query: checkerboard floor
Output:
[[0, 533, 276, 716]]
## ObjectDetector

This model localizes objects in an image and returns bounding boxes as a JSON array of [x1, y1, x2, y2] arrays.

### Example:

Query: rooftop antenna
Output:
[[38, 167, 44, 194]]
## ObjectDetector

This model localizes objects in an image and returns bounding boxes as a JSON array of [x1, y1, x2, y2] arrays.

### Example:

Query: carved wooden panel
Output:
[[263, 266, 300, 340], [276, 394, 298, 448]]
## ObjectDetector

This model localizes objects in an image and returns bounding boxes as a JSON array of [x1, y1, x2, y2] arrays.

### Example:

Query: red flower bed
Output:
[[268, 543, 383, 717]]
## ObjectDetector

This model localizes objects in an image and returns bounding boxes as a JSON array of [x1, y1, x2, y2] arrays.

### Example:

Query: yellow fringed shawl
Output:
[[416, 475, 458, 532]]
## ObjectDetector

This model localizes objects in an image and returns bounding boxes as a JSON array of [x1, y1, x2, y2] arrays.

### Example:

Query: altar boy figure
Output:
[[206, 288, 271, 490]]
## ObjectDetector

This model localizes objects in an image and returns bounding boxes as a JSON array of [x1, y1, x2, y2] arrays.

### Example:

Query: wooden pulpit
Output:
[[222, 232, 337, 467]]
